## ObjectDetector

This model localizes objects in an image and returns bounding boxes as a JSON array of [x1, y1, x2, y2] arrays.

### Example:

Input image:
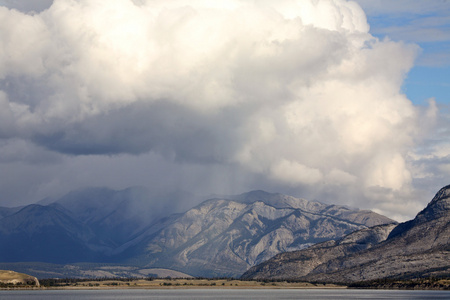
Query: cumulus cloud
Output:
[[0, 0, 440, 219]]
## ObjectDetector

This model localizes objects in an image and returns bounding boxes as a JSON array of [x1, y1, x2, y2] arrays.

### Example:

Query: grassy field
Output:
[[3, 274, 449, 290], [38, 277, 345, 289]]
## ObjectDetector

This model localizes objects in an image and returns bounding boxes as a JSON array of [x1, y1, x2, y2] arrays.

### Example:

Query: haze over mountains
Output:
[[0, 188, 394, 277], [243, 185, 450, 282]]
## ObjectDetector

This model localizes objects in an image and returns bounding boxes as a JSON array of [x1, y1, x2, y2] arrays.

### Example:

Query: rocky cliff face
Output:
[[241, 223, 397, 279], [119, 190, 395, 277], [242, 185, 450, 282]]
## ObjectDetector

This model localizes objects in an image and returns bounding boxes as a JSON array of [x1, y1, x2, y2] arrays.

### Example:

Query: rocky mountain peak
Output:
[[231, 190, 283, 204], [428, 184, 450, 206], [387, 184, 450, 239], [415, 184, 450, 222], [230, 190, 318, 211]]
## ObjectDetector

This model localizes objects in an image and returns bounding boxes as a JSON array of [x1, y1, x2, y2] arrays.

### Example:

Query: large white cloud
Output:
[[0, 0, 440, 219]]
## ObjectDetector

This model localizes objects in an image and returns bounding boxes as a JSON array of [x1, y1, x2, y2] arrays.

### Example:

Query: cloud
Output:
[[0, 0, 440, 219], [270, 160, 323, 186], [408, 103, 450, 196]]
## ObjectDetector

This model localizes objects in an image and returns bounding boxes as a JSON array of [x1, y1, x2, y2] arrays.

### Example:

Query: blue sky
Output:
[[355, 0, 450, 106], [404, 66, 450, 105]]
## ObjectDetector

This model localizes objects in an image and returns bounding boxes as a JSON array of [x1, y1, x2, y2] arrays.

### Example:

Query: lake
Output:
[[0, 289, 449, 299]]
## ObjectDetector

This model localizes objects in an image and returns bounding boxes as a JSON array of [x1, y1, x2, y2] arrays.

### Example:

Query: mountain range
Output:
[[0, 188, 393, 277], [242, 185, 450, 282]]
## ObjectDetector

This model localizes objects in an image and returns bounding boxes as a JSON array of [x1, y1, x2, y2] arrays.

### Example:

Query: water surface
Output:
[[0, 288, 449, 299]]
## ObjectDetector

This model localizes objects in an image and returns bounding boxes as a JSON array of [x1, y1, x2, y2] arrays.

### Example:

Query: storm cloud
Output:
[[0, 0, 442, 220]]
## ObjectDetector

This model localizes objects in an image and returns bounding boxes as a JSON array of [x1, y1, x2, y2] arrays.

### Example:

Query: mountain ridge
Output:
[[0, 187, 395, 278], [113, 190, 394, 277], [242, 185, 450, 282]]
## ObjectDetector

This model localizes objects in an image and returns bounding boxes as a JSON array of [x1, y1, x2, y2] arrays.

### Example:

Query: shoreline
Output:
[[2, 277, 449, 291], [2, 278, 345, 290], [2, 286, 449, 291]]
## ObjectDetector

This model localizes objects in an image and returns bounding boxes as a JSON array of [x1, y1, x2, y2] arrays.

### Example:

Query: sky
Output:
[[0, 0, 449, 221]]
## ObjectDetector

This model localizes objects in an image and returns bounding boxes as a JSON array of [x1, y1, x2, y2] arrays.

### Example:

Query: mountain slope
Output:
[[0, 188, 395, 277], [0, 206, 23, 219], [241, 223, 397, 279], [53, 187, 155, 246], [118, 191, 395, 277], [53, 187, 192, 246], [242, 185, 450, 282], [0, 204, 103, 263]]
